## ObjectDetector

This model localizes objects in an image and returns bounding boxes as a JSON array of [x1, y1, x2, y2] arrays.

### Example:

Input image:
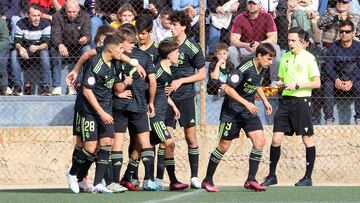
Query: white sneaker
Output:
[[107, 182, 128, 193], [3, 87, 12, 95], [51, 87, 61, 96], [92, 183, 113, 194], [78, 178, 93, 193], [66, 171, 79, 193], [190, 177, 201, 189], [155, 178, 164, 191]]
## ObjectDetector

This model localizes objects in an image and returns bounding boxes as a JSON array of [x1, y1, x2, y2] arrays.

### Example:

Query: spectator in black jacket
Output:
[[51, 0, 91, 95]]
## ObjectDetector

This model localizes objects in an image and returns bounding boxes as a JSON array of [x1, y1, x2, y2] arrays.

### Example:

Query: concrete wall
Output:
[[0, 125, 359, 187]]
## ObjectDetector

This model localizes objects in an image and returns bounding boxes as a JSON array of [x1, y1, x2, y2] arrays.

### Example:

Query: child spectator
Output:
[[110, 3, 137, 29]]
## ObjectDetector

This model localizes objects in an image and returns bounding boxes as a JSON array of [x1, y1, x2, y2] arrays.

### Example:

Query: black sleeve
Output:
[[82, 59, 97, 89], [226, 68, 244, 89]]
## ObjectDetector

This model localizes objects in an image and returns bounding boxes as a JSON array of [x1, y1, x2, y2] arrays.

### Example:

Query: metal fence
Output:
[[0, 0, 360, 185]]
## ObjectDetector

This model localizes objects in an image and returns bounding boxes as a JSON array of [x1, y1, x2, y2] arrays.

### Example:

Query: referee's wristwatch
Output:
[[295, 83, 300, 90]]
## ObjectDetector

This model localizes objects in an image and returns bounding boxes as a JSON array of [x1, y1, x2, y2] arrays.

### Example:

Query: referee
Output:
[[261, 27, 321, 187]]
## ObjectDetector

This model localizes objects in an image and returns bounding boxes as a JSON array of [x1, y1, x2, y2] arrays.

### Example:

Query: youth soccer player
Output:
[[165, 10, 206, 189], [67, 34, 125, 193], [202, 43, 276, 192], [261, 27, 321, 187]]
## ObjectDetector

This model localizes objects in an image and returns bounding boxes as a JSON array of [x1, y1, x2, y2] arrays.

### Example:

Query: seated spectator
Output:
[[228, 0, 280, 85], [207, 0, 239, 55], [110, 3, 137, 29], [287, 0, 321, 44], [151, 7, 173, 43], [0, 13, 11, 95], [11, 3, 51, 95], [322, 20, 360, 124], [207, 42, 235, 96], [129, 0, 170, 18], [318, 0, 360, 47], [85, 0, 123, 47], [28, 0, 66, 20], [51, 0, 91, 95]]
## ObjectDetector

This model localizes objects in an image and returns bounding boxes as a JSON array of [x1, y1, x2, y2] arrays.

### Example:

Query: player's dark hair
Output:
[[168, 10, 192, 34], [288, 27, 306, 41], [135, 15, 153, 33], [255, 43, 276, 58], [339, 20, 354, 31], [215, 42, 229, 53], [158, 40, 178, 60], [103, 34, 124, 49], [94, 25, 117, 46]]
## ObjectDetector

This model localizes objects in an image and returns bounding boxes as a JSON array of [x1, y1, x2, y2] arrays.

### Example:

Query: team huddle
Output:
[[66, 9, 320, 193]]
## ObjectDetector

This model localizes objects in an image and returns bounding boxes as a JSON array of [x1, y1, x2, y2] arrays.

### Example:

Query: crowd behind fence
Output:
[[0, 0, 360, 125]]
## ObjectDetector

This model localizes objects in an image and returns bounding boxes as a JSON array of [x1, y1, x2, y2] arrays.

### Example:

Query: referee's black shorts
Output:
[[273, 96, 314, 136]]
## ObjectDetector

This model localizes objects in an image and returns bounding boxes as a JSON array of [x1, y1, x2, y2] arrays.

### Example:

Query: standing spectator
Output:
[[0, 14, 11, 95], [28, 0, 66, 20], [152, 7, 173, 43], [51, 0, 91, 95], [207, 0, 239, 55], [11, 3, 51, 95], [322, 20, 360, 124], [229, 0, 280, 84], [110, 3, 137, 29], [318, 0, 360, 47], [261, 27, 321, 187]]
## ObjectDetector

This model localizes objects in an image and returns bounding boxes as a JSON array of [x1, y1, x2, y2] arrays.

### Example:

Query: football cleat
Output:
[[120, 179, 139, 191], [260, 175, 278, 186], [190, 177, 201, 189], [244, 180, 267, 191], [201, 181, 219, 192], [170, 182, 189, 191]]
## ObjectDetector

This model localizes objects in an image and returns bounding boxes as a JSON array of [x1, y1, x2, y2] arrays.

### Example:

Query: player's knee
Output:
[[218, 140, 231, 153], [164, 139, 175, 151], [254, 138, 266, 149], [84, 144, 97, 154]]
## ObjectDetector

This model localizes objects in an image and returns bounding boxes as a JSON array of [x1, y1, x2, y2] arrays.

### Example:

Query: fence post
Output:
[[199, 0, 206, 130]]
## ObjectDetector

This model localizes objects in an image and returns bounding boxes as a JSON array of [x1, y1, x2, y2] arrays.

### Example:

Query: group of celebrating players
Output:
[[65, 9, 320, 194]]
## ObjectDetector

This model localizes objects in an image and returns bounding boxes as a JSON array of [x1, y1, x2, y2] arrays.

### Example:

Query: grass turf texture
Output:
[[0, 186, 359, 203]]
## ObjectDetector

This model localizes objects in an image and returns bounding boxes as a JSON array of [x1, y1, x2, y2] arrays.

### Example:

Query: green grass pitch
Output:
[[0, 186, 359, 203]]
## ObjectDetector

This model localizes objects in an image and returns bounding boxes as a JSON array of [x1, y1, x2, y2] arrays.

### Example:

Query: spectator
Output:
[[318, 0, 360, 47], [229, 0, 280, 84], [207, 42, 235, 96], [151, 7, 173, 43], [129, 0, 171, 18], [272, 0, 289, 50], [85, 0, 123, 47], [0, 15, 11, 95], [51, 0, 91, 95], [1, 0, 21, 42], [322, 20, 360, 124], [207, 0, 239, 55], [28, 0, 66, 20], [110, 3, 137, 29], [11, 3, 51, 95]]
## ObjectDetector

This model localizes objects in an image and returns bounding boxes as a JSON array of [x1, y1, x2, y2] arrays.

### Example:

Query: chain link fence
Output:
[[0, 0, 360, 185]]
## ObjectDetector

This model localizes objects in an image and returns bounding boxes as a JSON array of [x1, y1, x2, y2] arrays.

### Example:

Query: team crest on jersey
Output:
[[88, 77, 95, 85], [230, 74, 240, 83]]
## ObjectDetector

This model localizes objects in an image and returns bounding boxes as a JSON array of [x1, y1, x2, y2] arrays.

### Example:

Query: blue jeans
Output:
[[90, 16, 108, 48], [51, 45, 91, 87], [0, 47, 9, 91], [208, 24, 221, 54], [10, 49, 51, 86]]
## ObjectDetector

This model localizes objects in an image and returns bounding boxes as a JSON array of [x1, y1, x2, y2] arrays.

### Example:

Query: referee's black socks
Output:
[[94, 145, 111, 186], [204, 148, 224, 184], [247, 148, 263, 181], [188, 147, 199, 178], [141, 148, 155, 180], [305, 146, 316, 179], [269, 146, 281, 176]]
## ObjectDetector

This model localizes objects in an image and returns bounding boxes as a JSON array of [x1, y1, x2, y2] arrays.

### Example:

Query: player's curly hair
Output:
[[168, 10, 193, 34]]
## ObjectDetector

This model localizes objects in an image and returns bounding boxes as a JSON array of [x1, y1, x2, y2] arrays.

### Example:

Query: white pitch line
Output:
[[144, 189, 204, 203]]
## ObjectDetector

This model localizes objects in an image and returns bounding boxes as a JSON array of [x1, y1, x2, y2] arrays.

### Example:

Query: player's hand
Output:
[[59, 44, 69, 57], [264, 100, 272, 115], [148, 102, 155, 118], [245, 101, 259, 115], [19, 47, 29, 59], [165, 79, 183, 94], [136, 64, 146, 79], [99, 111, 113, 124], [66, 70, 78, 86], [172, 105, 181, 119], [117, 90, 132, 99], [343, 80, 353, 91], [123, 74, 133, 86], [28, 45, 38, 53]]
